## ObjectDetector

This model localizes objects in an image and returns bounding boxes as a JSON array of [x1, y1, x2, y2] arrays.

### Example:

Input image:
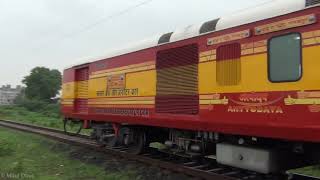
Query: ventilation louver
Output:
[[216, 43, 241, 86], [156, 44, 199, 115], [158, 32, 173, 44], [75, 67, 89, 113], [199, 18, 220, 34], [306, 0, 320, 7]]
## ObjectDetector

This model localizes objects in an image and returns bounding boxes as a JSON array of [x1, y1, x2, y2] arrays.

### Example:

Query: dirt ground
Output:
[[49, 142, 196, 180]]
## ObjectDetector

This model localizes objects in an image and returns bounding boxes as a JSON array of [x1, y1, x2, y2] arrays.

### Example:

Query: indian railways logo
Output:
[[107, 74, 125, 89], [95, 73, 139, 97], [228, 93, 284, 114]]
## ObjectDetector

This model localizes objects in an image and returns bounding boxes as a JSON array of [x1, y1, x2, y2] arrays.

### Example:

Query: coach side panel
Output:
[[198, 9, 320, 142]]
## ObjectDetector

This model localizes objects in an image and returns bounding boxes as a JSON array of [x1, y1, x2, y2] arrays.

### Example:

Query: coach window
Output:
[[268, 33, 302, 82]]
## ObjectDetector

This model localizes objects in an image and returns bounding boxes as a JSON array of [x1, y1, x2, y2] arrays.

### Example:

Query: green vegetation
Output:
[[292, 166, 320, 177], [0, 105, 63, 129], [7, 66, 64, 128], [22, 67, 61, 102], [3, 66, 65, 129], [0, 128, 135, 180], [0, 105, 91, 135]]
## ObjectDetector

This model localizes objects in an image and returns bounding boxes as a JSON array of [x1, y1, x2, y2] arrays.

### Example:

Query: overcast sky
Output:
[[0, 0, 270, 86]]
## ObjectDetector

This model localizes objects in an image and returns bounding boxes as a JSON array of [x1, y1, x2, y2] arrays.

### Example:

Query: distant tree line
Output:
[[15, 67, 62, 117]]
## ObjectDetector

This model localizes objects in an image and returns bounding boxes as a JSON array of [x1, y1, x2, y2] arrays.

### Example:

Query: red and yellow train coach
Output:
[[62, 0, 320, 174]]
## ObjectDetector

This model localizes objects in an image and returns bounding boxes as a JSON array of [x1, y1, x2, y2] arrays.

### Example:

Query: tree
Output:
[[13, 87, 25, 105], [22, 67, 62, 102]]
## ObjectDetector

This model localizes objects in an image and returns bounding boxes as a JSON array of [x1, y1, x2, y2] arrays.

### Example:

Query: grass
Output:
[[0, 105, 63, 129], [291, 166, 320, 177], [0, 127, 136, 180], [0, 105, 90, 135]]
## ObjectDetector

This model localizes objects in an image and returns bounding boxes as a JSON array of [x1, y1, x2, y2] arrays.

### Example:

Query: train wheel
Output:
[[63, 119, 83, 136], [119, 127, 146, 155], [99, 133, 120, 147]]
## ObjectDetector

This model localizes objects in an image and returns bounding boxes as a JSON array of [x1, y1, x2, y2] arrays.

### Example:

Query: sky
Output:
[[0, 0, 270, 86]]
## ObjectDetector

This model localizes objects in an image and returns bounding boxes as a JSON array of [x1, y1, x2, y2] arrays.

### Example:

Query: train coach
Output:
[[61, 0, 320, 174]]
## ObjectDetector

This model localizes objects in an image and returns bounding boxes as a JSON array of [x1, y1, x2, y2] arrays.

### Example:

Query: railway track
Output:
[[0, 119, 319, 180]]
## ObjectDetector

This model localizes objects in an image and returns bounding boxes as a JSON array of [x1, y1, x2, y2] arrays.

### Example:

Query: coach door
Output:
[[156, 44, 199, 115], [74, 67, 89, 114]]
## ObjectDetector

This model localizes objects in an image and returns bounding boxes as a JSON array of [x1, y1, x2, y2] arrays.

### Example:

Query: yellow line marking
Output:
[[88, 97, 155, 102], [89, 104, 154, 108], [241, 49, 254, 56], [253, 46, 267, 54], [200, 97, 229, 105], [285, 96, 320, 105], [199, 55, 216, 63], [90, 65, 155, 78], [88, 100, 154, 105], [92, 61, 155, 75], [304, 38, 318, 46]]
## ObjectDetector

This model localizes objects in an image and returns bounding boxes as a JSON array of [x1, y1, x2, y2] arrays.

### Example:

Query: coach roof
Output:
[[67, 0, 311, 70]]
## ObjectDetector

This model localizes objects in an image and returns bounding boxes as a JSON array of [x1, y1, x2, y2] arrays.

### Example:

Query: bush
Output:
[[0, 105, 63, 130], [40, 103, 61, 118], [18, 98, 47, 112], [15, 97, 61, 118]]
